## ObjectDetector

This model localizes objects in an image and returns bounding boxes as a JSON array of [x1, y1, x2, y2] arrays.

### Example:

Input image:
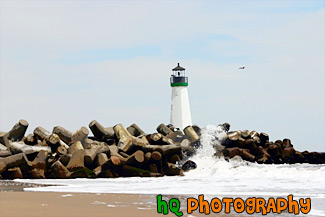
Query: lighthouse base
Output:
[[170, 86, 192, 130]]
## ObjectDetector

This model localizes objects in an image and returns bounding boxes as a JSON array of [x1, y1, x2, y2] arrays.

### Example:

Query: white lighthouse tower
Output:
[[170, 63, 192, 130]]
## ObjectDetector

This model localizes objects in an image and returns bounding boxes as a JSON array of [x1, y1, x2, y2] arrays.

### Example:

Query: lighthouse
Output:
[[170, 63, 192, 130]]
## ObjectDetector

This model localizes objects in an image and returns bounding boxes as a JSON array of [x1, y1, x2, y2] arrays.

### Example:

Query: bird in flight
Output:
[[239, 66, 245, 69]]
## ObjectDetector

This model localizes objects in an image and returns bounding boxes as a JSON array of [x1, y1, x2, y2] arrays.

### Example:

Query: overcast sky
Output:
[[0, 1, 324, 152]]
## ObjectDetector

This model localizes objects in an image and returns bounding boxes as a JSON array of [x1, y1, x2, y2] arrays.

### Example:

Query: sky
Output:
[[0, 0, 324, 152]]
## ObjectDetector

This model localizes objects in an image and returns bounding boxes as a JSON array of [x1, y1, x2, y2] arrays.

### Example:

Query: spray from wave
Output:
[[186, 125, 325, 182]]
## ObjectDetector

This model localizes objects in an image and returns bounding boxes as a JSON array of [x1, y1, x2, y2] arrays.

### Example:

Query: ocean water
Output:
[[15, 125, 325, 216]]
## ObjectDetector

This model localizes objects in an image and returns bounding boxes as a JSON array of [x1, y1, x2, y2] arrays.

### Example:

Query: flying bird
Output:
[[239, 66, 245, 69]]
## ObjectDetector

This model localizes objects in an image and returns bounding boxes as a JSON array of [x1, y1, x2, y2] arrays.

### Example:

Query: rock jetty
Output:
[[217, 123, 325, 164], [0, 120, 198, 179], [0, 120, 324, 179]]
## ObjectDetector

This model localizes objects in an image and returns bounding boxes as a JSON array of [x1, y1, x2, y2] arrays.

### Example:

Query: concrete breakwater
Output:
[[216, 123, 325, 164], [0, 120, 324, 179]]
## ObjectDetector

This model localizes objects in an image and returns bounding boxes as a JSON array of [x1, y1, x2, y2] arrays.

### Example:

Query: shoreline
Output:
[[1, 191, 323, 217], [1, 180, 324, 217], [0, 180, 253, 217], [0, 180, 56, 192]]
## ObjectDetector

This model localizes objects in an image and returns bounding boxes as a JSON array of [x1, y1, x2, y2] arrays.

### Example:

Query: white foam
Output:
[[92, 201, 107, 205], [137, 207, 152, 210], [61, 194, 73, 197], [106, 204, 117, 208], [309, 209, 325, 217]]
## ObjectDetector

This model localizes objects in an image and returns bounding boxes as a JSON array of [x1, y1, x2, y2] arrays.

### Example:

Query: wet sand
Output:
[[0, 181, 242, 217], [0, 191, 242, 217], [1, 191, 160, 217]]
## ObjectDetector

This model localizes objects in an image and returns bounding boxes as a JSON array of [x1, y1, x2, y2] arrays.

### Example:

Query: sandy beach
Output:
[[0, 180, 243, 217], [0, 180, 164, 217], [0, 191, 163, 217], [0, 191, 242, 217]]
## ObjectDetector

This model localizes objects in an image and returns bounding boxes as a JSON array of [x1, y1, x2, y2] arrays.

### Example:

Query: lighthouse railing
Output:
[[170, 76, 188, 84]]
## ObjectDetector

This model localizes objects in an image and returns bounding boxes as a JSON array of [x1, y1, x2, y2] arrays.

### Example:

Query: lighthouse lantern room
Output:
[[170, 63, 192, 130]]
